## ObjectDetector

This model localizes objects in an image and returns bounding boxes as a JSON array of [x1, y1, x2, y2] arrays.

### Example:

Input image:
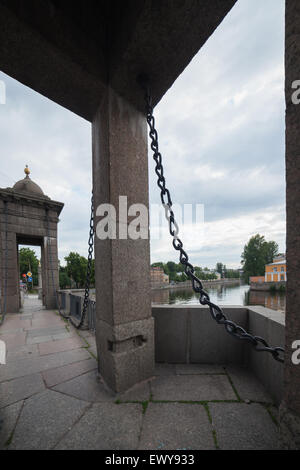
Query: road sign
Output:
[[22, 273, 27, 278], [27, 277, 33, 282], [27, 272, 32, 278]]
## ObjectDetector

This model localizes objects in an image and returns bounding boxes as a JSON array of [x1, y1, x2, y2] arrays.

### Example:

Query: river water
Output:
[[151, 282, 285, 313]]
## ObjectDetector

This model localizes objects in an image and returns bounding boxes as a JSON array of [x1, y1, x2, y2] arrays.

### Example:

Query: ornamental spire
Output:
[[24, 165, 30, 177]]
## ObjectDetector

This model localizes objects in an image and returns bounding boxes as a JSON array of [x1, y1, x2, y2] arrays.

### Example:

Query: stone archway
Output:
[[0, 166, 63, 313]]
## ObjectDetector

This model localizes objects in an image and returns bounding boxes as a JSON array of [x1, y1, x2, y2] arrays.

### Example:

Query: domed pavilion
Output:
[[0, 166, 64, 312]]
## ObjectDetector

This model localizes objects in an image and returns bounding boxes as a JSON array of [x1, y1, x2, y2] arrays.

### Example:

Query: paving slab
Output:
[[9, 389, 89, 450], [31, 317, 64, 328], [0, 348, 91, 382], [0, 373, 45, 408], [0, 332, 27, 351], [77, 330, 96, 340], [6, 344, 39, 361], [154, 364, 176, 376], [42, 358, 97, 388], [18, 313, 33, 319], [117, 380, 151, 402], [26, 335, 54, 345], [26, 330, 75, 345], [82, 336, 98, 357], [26, 326, 68, 338], [38, 336, 84, 355], [32, 311, 61, 320], [269, 405, 279, 425], [151, 374, 237, 402], [52, 370, 116, 402], [52, 332, 75, 340], [86, 343, 98, 359], [55, 403, 142, 450], [0, 400, 23, 449], [0, 317, 31, 332], [209, 402, 281, 450], [0, 328, 25, 335], [139, 403, 215, 450], [225, 365, 273, 403], [175, 364, 225, 375]]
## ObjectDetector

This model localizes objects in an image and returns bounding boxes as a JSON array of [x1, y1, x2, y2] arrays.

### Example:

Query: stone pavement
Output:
[[0, 296, 282, 450]]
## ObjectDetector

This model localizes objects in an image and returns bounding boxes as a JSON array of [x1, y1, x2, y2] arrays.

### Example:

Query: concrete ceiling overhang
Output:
[[0, 0, 237, 121]]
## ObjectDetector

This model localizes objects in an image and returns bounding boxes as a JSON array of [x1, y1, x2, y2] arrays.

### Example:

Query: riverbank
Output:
[[250, 281, 286, 292], [151, 283, 285, 313], [151, 279, 241, 290]]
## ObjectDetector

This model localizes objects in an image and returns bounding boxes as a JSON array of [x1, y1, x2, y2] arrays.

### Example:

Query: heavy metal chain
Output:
[[142, 82, 285, 364], [46, 192, 94, 329], [75, 192, 95, 329]]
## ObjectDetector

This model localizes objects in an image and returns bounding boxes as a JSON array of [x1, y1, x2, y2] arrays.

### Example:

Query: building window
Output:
[[280, 274, 285, 281], [273, 267, 277, 272], [281, 267, 284, 272]]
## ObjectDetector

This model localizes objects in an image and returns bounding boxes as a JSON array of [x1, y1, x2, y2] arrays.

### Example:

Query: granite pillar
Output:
[[38, 261, 42, 300], [280, 0, 300, 449], [43, 211, 60, 310], [92, 86, 154, 392]]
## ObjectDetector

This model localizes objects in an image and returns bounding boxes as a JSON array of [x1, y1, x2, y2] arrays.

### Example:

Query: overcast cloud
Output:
[[0, 0, 285, 269]]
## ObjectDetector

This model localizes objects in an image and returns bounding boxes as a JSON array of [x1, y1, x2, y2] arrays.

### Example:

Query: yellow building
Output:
[[265, 255, 287, 282]]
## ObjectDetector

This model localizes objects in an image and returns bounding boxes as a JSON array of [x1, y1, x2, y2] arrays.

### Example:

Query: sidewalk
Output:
[[0, 296, 281, 450]]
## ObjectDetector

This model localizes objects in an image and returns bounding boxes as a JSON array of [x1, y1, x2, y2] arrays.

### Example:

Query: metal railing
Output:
[[58, 290, 96, 331]]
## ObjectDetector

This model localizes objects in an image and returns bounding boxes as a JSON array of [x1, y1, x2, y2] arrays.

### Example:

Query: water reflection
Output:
[[245, 289, 285, 312], [151, 283, 285, 312]]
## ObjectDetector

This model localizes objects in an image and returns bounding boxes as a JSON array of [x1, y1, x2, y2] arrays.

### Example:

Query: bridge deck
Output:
[[0, 295, 281, 450]]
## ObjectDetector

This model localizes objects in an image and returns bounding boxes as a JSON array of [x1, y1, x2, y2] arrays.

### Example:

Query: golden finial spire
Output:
[[24, 165, 30, 177]]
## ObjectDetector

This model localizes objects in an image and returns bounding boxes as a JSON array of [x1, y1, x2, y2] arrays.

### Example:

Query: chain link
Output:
[[142, 82, 285, 364], [75, 193, 95, 329]]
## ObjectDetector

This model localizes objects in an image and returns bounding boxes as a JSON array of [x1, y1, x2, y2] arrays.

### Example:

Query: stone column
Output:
[[280, 0, 300, 449], [0, 200, 19, 313], [43, 209, 59, 310], [38, 261, 42, 300], [92, 86, 154, 393]]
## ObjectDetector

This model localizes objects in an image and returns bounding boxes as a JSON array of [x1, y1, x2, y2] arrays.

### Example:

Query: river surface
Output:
[[151, 282, 285, 313]]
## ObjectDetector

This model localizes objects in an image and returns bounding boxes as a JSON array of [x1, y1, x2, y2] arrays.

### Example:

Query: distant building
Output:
[[265, 255, 287, 282], [249, 276, 265, 284], [150, 266, 169, 287], [249, 255, 287, 285]]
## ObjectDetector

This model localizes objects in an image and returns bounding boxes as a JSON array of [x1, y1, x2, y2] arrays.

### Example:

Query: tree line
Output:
[[19, 232, 279, 289], [18, 249, 95, 289], [151, 261, 240, 282]]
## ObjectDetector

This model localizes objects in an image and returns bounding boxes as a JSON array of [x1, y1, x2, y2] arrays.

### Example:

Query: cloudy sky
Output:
[[0, 0, 285, 269]]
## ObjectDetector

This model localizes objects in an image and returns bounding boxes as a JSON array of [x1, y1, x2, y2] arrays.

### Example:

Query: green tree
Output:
[[241, 234, 279, 283], [151, 262, 165, 269], [64, 252, 88, 288], [19, 248, 39, 285], [216, 262, 224, 275], [225, 269, 240, 279], [59, 268, 71, 289], [166, 261, 177, 274]]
